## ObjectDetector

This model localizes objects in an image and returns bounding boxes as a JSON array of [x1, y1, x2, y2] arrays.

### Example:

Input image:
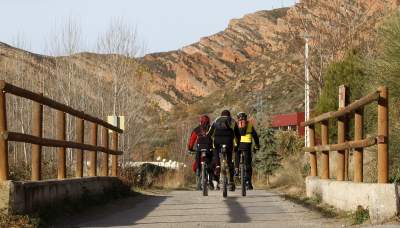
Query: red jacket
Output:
[[187, 125, 212, 150]]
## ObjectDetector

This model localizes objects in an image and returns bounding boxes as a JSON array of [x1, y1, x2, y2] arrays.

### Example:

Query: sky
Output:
[[0, 0, 297, 55]]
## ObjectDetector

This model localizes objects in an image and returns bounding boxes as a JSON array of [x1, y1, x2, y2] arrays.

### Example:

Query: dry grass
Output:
[[0, 212, 38, 228], [153, 170, 187, 189], [257, 152, 308, 193], [120, 163, 195, 190]]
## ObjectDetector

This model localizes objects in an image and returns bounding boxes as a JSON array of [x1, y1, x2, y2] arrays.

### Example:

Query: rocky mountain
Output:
[[1, 0, 398, 161], [139, 0, 399, 123], [140, 7, 297, 112]]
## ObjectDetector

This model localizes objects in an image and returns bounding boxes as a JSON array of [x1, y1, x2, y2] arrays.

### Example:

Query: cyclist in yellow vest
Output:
[[235, 112, 260, 190]]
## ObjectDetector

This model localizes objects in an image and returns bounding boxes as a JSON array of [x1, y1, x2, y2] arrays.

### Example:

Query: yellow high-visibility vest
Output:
[[240, 123, 253, 143]]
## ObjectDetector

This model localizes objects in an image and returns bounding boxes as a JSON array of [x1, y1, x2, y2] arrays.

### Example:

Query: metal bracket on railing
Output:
[[377, 135, 387, 144]]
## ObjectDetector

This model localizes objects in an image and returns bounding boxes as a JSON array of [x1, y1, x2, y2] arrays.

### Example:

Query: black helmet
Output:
[[221, 110, 231, 117], [237, 112, 247, 120]]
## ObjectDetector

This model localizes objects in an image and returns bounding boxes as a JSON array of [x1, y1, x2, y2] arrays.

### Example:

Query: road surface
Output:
[[55, 188, 348, 227]]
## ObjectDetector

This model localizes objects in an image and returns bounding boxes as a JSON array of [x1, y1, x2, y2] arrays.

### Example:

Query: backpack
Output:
[[214, 116, 232, 131], [195, 125, 212, 146], [238, 119, 247, 129]]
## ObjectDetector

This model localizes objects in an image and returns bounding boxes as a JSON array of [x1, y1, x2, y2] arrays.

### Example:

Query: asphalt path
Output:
[[54, 187, 352, 228]]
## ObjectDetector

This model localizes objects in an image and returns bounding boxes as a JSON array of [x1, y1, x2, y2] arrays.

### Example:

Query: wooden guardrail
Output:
[[301, 85, 388, 183], [0, 80, 123, 181]]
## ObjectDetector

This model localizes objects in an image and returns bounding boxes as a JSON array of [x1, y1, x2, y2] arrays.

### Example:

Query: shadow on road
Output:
[[225, 196, 251, 223], [52, 192, 169, 227]]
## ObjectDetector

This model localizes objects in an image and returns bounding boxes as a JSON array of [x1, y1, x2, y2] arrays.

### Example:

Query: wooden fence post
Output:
[[111, 131, 118, 177], [101, 127, 109, 176], [321, 120, 329, 179], [309, 124, 317, 176], [337, 85, 347, 181], [354, 108, 364, 182], [57, 110, 66, 179], [89, 123, 98, 177], [75, 118, 84, 178], [31, 98, 43, 181], [378, 86, 388, 183], [0, 90, 8, 181]]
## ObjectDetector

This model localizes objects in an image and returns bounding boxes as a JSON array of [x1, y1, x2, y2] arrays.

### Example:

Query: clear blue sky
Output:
[[0, 0, 297, 55]]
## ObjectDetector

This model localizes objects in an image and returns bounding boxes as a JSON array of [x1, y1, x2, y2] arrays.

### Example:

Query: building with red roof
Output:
[[271, 112, 305, 136]]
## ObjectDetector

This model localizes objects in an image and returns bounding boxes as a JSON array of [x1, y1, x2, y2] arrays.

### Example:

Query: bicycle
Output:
[[188, 148, 211, 196], [219, 144, 229, 198]]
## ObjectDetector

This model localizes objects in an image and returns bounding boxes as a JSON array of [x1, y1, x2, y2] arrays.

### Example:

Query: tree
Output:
[[286, 0, 396, 97], [254, 128, 282, 185], [47, 17, 84, 174], [314, 51, 370, 141], [371, 10, 400, 180], [97, 18, 149, 163]]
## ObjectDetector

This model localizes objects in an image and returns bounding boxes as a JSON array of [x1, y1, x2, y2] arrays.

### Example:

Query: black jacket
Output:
[[208, 116, 240, 146]]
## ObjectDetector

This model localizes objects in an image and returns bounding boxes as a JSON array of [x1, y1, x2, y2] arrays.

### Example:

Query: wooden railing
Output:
[[0, 80, 123, 181], [301, 85, 388, 183]]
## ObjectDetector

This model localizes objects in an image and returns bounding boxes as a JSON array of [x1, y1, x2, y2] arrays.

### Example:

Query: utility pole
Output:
[[304, 35, 310, 147]]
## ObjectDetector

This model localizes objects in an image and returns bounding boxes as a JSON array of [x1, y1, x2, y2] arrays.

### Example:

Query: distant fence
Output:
[[301, 85, 388, 183], [124, 161, 186, 170], [0, 80, 123, 181]]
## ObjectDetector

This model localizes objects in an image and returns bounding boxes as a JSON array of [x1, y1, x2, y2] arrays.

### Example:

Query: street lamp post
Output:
[[304, 35, 311, 147]]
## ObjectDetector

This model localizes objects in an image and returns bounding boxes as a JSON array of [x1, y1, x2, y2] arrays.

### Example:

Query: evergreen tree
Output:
[[372, 11, 400, 181], [315, 51, 369, 140], [254, 128, 282, 184]]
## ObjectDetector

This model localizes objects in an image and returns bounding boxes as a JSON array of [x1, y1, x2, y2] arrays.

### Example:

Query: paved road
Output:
[[56, 188, 348, 227]]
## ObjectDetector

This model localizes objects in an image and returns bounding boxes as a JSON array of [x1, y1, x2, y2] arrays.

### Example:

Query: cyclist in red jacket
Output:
[[188, 115, 214, 190]]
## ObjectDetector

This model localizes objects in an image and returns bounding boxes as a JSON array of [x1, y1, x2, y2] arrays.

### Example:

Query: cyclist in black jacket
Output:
[[208, 110, 240, 191]]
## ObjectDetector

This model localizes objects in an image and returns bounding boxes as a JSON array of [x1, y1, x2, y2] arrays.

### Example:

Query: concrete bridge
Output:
[[0, 81, 399, 226]]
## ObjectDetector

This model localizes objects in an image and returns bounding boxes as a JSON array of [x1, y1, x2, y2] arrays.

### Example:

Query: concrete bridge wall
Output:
[[306, 176, 399, 223], [0, 177, 128, 214]]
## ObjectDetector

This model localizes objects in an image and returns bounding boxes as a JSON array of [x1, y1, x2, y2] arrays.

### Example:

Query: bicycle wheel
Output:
[[202, 163, 208, 196], [241, 162, 246, 197], [223, 174, 228, 198]]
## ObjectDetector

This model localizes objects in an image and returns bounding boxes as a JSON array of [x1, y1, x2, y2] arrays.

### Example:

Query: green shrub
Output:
[[254, 128, 282, 184], [353, 206, 369, 225]]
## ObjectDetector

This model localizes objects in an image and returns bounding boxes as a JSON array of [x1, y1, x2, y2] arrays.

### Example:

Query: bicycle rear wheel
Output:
[[222, 175, 228, 198], [202, 163, 208, 196]]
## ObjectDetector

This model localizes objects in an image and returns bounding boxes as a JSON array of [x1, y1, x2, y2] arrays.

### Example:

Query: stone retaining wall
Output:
[[0, 177, 128, 214], [306, 176, 399, 223]]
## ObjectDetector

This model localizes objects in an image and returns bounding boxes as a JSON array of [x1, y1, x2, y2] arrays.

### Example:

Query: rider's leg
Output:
[[206, 151, 214, 189], [235, 147, 240, 169], [195, 150, 201, 190], [227, 145, 235, 191], [212, 145, 221, 189], [234, 147, 240, 176], [195, 150, 201, 176], [245, 148, 253, 189]]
